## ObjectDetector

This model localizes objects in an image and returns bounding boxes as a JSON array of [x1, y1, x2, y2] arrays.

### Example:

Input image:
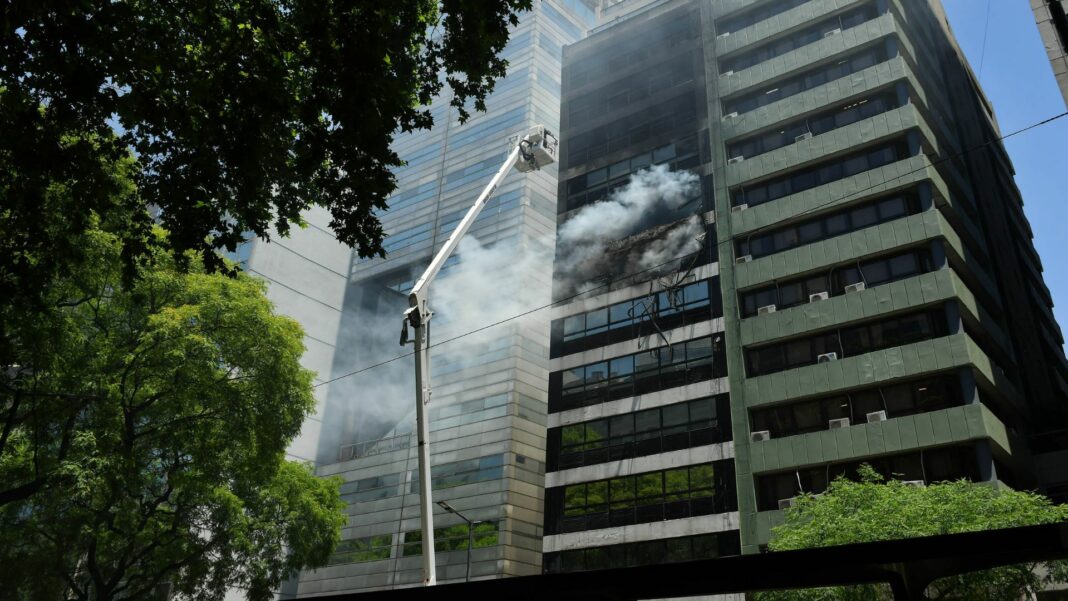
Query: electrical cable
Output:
[[312, 108, 1067, 389], [977, 0, 993, 81]]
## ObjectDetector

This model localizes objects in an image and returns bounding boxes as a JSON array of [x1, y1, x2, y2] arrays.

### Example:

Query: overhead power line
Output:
[[313, 108, 1068, 389]]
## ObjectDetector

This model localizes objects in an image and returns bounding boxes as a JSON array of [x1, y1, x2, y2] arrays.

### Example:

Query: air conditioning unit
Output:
[[866, 410, 888, 423], [828, 417, 851, 429], [844, 282, 866, 294], [795, 132, 813, 142], [731, 203, 749, 213], [723, 111, 739, 120], [735, 254, 753, 264], [824, 28, 842, 38], [809, 291, 830, 302], [727, 155, 745, 164], [722, 70, 735, 77], [717, 31, 731, 39], [817, 352, 838, 363], [751, 430, 771, 443], [757, 304, 777, 316], [778, 497, 797, 510]]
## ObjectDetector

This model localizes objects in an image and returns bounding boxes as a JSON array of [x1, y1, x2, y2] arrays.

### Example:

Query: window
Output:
[[720, 4, 882, 73], [329, 534, 393, 565], [756, 445, 981, 510], [550, 334, 727, 412], [543, 532, 741, 573], [547, 395, 732, 470], [565, 135, 699, 212], [402, 521, 500, 556], [739, 248, 935, 317], [735, 192, 924, 260], [546, 461, 736, 534], [409, 454, 506, 493], [722, 43, 894, 115], [716, 0, 809, 35], [732, 139, 913, 209], [750, 375, 963, 438], [745, 309, 949, 377]]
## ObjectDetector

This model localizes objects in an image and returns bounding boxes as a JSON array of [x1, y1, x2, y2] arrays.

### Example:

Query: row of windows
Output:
[[565, 92, 699, 167], [756, 444, 980, 511], [428, 393, 511, 432], [749, 375, 962, 439], [565, 12, 695, 89], [402, 521, 500, 556], [563, 136, 700, 212], [329, 534, 393, 565], [544, 532, 741, 574], [735, 191, 924, 260], [721, 2, 882, 74], [546, 395, 732, 472], [381, 221, 433, 254], [411, 454, 506, 493], [745, 308, 949, 377], [732, 138, 913, 209], [723, 42, 893, 116], [727, 90, 902, 161], [545, 460, 736, 535], [552, 278, 721, 357], [549, 335, 727, 413], [739, 247, 935, 318], [338, 453, 508, 504], [567, 58, 694, 124], [716, 0, 809, 35]]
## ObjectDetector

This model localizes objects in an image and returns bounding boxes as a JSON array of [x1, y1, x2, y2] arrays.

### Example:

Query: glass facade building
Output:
[[293, 1, 597, 595]]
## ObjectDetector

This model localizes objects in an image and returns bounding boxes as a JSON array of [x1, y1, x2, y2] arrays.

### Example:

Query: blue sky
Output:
[[942, 0, 1068, 345]]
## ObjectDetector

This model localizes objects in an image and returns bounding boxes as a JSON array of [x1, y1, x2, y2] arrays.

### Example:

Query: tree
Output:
[[0, 0, 531, 293], [0, 221, 346, 600], [756, 466, 1068, 601]]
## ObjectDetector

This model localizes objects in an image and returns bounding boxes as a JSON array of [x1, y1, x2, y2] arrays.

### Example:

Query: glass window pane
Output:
[[610, 355, 634, 378], [636, 473, 663, 500], [586, 362, 609, 382], [662, 404, 689, 427], [852, 204, 878, 228], [587, 308, 608, 331], [563, 314, 584, 336], [562, 367, 584, 389], [689, 464, 714, 490], [561, 424, 585, 447], [635, 409, 660, 433], [878, 196, 908, 220], [610, 413, 635, 437]]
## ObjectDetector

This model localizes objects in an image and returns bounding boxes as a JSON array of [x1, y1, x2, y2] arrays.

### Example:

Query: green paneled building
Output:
[[543, 0, 1068, 573]]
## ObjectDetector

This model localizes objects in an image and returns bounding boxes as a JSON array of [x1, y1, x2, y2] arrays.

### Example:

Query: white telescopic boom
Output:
[[400, 126, 556, 586]]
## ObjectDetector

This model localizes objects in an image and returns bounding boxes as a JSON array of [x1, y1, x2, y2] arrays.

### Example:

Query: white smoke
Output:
[[555, 164, 702, 293]]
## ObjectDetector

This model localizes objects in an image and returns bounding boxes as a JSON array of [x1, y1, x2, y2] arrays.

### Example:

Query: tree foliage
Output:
[[0, 221, 346, 600], [756, 466, 1068, 601], [0, 0, 531, 296]]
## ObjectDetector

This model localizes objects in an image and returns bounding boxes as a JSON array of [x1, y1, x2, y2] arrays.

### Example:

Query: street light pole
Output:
[[437, 501, 483, 582]]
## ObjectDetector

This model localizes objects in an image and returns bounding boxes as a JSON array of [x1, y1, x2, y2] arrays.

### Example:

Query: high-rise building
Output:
[[293, 1, 598, 595], [544, 0, 1068, 577], [1031, 0, 1068, 107]]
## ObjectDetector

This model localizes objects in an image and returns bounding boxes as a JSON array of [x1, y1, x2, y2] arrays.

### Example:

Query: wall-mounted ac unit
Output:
[[867, 410, 888, 423], [751, 430, 771, 443], [902, 480, 926, 488], [723, 112, 739, 120], [824, 28, 842, 38], [722, 70, 735, 77], [735, 254, 753, 264], [795, 132, 813, 142], [717, 31, 731, 39], [828, 418, 851, 429], [727, 155, 745, 164], [817, 352, 838, 363], [844, 282, 866, 294], [758, 304, 777, 316], [778, 497, 797, 510], [809, 291, 830, 302], [731, 203, 749, 213]]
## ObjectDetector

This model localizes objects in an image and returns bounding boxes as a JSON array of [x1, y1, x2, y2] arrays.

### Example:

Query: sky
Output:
[[941, 0, 1068, 346]]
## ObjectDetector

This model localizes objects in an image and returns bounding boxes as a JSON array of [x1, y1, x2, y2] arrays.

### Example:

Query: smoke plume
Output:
[[555, 164, 702, 294]]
